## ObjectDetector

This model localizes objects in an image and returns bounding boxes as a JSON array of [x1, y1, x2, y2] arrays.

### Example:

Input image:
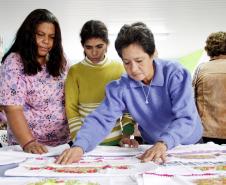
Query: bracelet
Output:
[[22, 139, 36, 150]]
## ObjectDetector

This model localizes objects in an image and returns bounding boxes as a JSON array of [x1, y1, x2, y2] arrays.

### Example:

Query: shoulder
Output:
[[161, 59, 189, 76], [107, 74, 129, 90], [106, 59, 124, 68], [68, 61, 83, 71], [193, 62, 206, 77], [195, 61, 213, 72], [155, 59, 191, 86], [107, 60, 125, 75], [157, 58, 185, 72], [109, 60, 123, 67], [1, 52, 23, 71], [67, 61, 85, 77], [3, 52, 22, 65], [104, 75, 130, 103], [192, 61, 217, 83]]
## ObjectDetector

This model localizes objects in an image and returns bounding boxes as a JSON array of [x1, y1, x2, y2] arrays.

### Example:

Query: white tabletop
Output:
[[0, 143, 225, 185]]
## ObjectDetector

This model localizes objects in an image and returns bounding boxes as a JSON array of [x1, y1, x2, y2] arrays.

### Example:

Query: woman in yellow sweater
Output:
[[65, 20, 136, 146]]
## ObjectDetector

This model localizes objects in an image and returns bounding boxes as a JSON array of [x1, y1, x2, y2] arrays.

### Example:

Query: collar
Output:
[[210, 55, 226, 61], [82, 55, 108, 67]]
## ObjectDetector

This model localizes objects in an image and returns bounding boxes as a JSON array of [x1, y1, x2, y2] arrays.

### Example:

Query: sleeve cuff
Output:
[[157, 134, 177, 150], [72, 137, 90, 153]]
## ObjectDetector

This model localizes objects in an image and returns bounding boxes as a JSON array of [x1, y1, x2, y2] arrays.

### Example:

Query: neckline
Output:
[[85, 56, 107, 66], [141, 80, 152, 104]]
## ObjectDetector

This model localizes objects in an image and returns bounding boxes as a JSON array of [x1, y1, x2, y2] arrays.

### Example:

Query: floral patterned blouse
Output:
[[0, 53, 70, 146]]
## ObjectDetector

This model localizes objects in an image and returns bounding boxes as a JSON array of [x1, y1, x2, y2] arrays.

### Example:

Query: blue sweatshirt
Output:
[[73, 59, 203, 152]]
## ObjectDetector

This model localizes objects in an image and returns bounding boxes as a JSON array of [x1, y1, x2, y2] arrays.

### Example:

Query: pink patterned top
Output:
[[0, 53, 70, 146]]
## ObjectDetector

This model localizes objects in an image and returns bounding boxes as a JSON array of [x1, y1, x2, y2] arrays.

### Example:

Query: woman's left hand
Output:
[[138, 141, 167, 163]]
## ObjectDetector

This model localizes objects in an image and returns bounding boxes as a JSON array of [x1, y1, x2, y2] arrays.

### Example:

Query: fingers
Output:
[[130, 139, 139, 148], [60, 150, 78, 165], [55, 151, 65, 163], [139, 150, 155, 162], [119, 138, 130, 147], [32, 145, 48, 154], [160, 152, 167, 163], [40, 145, 48, 153], [55, 147, 84, 165], [23, 142, 48, 154], [31, 146, 43, 154], [55, 149, 70, 164], [138, 143, 167, 163], [119, 139, 126, 147], [120, 138, 139, 148], [37, 145, 48, 154]]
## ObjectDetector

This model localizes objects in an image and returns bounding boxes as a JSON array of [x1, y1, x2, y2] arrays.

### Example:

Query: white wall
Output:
[[1, 0, 226, 64]]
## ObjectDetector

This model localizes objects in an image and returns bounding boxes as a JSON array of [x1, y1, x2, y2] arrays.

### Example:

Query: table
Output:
[[0, 143, 225, 185]]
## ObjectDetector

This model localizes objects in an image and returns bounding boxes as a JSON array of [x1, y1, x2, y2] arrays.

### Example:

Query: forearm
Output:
[[65, 91, 81, 140], [162, 69, 200, 149], [157, 118, 194, 149], [68, 117, 83, 140], [73, 109, 119, 152], [4, 106, 34, 146]]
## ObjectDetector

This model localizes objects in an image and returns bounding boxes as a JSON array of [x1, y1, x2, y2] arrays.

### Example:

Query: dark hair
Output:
[[80, 20, 109, 46], [1, 9, 66, 77], [115, 22, 155, 58], [205, 31, 226, 57]]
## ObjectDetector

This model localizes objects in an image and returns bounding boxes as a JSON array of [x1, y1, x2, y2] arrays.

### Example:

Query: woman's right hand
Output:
[[23, 140, 48, 154], [55, 146, 84, 164], [119, 137, 139, 148]]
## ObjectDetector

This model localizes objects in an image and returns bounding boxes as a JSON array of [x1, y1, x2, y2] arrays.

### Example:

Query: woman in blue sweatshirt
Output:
[[56, 22, 203, 164]]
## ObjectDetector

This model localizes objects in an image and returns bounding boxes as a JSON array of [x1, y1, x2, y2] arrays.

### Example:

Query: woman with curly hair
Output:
[[0, 9, 70, 153], [193, 31, 226, 144]]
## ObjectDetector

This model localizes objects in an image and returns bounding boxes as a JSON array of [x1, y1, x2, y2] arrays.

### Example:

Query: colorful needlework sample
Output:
[[5, 156, 157, 177], [192, 176, 226, 185], [193, 165, 226, 171], [27, 179, 99, 185]]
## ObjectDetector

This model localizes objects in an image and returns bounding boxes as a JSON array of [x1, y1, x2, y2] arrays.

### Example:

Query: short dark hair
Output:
[[115, 22, 155, 58], [205, 31, 226, 57], [1, 9, 66, 77], [80, 20, 109, 46]]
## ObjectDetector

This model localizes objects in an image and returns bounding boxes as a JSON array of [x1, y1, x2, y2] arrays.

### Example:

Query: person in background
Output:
[[193, 31, 226, 144], [65, 20, 136, 146], [0, 9, 70, 153], [56, 22, 203, 164]]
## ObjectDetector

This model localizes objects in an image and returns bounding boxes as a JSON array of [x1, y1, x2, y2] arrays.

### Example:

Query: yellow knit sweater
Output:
[[65, 57, 134, 145]]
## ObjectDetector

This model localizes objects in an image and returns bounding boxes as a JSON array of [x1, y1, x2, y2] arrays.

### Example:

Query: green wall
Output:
[[178, 49, 204, 74]]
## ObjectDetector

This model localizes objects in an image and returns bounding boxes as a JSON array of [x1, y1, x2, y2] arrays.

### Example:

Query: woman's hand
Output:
[[23, 140, 48, 154], [119, 135, 139, 148], [55, 147, 84, 165], [138, 141, 167, 164]]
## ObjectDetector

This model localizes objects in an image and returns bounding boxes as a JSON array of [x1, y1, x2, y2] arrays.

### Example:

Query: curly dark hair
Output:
[[80, 20, 109, 46], [205, 31, 226, 57], [115, 22, 155, 58], [1, 9, 66, 77]]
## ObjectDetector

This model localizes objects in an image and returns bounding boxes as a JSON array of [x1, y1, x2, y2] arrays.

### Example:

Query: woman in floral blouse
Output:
[[0, 9, 70, 154]]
